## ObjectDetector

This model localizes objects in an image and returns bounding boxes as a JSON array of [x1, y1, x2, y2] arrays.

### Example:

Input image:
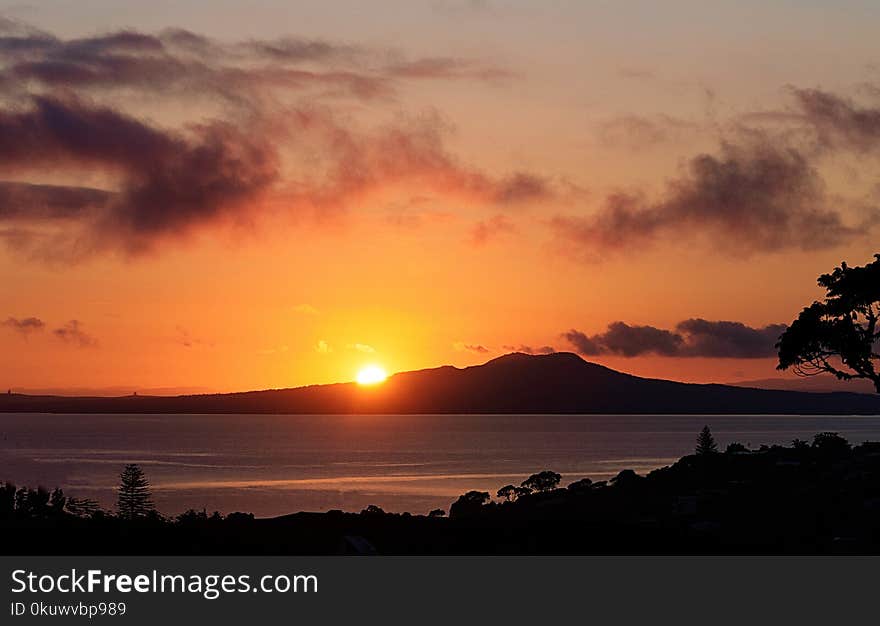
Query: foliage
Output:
[[610, 469, 642, 488], [520, 470, 562, 493], [497, 485, 518, 501], [725, 442, 748, 454], [117, 464, 155, 520], [1, 483, 67, 518], [777, 254, 880, 392], [449, 490, 491, 518], [428, 508, 446, 518], [811, 431, 851, 456], [66, 497, 102, 518], [567, 478, 593, 492], [498, 484, 534, 502], [695, 426, 718, 455]]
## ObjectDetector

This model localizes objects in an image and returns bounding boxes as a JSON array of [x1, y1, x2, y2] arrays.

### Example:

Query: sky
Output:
[[0, 0, 878, 392]]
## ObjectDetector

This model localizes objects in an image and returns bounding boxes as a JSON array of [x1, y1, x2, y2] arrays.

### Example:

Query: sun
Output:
[[356, 365, 388, 385]]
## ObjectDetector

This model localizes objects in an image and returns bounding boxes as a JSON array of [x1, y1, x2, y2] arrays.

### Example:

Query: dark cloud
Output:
[[491, 173, 550, 204], [0, 95, 278, 256], [675, 318, 787, 358], [0, 24, 384, 101], [2, 316, 45, 336], [52, 320, 97, 347], [0, 22, 508, 103], [0, 22, 551, 262], [564, 319, 785, 358], [552, 140, 861, 256], [788, 86, 880, 153], [565, 323, 681, 357], [0, 182, 113, 220]]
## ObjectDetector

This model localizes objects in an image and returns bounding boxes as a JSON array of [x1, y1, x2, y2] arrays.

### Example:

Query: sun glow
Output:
[[356, 365, 388, 385]]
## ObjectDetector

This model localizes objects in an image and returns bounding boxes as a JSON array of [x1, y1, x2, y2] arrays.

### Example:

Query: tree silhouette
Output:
[[497, 484, 533, 501], [725, 442, 748, 454], [361, 504, 385, 515], [428, 508, 446, 518], [66, 497, 101, 518], [449, 490, 490, 518], [610, 469, 642, 488], [777, 254, 880, 392], [696, 426, 718, 455], [496, 485, 518, 501], [520, 470, 561, 492], [49, 488, 66, 515], [0, 482, 16, 518], [567, 478, 593, 493], [117, 464, 155, 520], [811, 431, 850, 456]]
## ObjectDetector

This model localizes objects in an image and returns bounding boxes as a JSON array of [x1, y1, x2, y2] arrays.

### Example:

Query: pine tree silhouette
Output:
[[117, 464, 155, 520], [695, 426, 718, 455]]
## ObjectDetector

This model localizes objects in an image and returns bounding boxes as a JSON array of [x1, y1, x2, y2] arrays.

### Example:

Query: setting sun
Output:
[[356, 365, 388, 385]]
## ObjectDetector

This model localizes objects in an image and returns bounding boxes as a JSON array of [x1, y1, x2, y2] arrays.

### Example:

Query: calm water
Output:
[[2, 413, 880, 517]]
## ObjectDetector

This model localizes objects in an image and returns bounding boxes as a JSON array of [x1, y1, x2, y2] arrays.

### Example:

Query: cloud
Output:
[[787, 86, 880, 153], [0, 181, 113, 220], [315, 339, 332, 353], [564, 319, 786, 358], [0, 21, 551, 262], [385, 57, 511, 82], [501, 344, 556, 355], [597, 114, 698, 150], [52, 320, 96, 347], [288, 112, 555, 214], [0, 95, 278, 258], [2, 316, 45, 336], [0, 24, 388, 102], [565, 323, 681, 357], [552, 139, 863, 257], [348, 343, 376, 353], [453, 341, 490, 354], [470, 214, 516, 245]]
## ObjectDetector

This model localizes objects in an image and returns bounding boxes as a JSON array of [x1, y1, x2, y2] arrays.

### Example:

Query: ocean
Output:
[[2, 413, 880, 517]]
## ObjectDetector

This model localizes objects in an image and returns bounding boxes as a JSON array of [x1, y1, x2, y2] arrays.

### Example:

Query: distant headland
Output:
[[3, 352, 879, 415]]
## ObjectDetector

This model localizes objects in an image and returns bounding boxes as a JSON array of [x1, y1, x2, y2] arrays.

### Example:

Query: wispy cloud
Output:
[[2, 316, 44, 336], [453, 341, 490, 354], [52, 320, 97, 347], [470, 214, 516, 246], [501, 344, 555, 355]]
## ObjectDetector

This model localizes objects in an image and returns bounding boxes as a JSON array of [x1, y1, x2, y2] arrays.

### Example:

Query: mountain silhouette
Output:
[[3, 352, 880, 414]]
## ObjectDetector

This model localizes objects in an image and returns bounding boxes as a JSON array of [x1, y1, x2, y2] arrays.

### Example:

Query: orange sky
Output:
[[1, 1, 879, 392]]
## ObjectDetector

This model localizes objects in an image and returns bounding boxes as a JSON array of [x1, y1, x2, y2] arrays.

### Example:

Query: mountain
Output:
[[2, 352, 880, 414]]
